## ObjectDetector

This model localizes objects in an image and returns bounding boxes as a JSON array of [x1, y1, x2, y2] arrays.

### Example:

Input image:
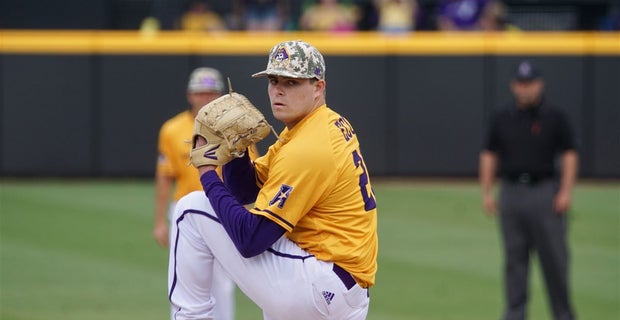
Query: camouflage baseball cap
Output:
[[187, 67, 224, 93], [252, 40, 325, 80]]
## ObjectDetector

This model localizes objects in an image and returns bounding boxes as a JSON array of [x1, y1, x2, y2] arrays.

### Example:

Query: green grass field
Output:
[[1, 179, 618, 319]]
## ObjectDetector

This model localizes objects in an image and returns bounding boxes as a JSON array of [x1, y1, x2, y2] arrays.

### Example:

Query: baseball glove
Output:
[[190, 92, 274, 167]]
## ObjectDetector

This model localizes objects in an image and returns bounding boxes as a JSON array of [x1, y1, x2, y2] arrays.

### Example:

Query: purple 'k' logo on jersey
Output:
[[203, 144, 220, 160], [269, 184, 293, 209]]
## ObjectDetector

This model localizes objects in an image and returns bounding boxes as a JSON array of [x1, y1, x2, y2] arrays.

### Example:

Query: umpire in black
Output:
[[479, 60, 578, 320]]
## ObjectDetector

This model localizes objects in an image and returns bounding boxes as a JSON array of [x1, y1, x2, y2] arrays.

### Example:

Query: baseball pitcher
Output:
[[168, 40, 378, 320]]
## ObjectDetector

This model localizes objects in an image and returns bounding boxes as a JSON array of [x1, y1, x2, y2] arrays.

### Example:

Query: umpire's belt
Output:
[[333, 263, 357, 290], [504, 173, 552, 185]]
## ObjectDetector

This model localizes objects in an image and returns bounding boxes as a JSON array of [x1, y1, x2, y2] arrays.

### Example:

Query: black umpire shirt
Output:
[[484, 100, 576, 181]]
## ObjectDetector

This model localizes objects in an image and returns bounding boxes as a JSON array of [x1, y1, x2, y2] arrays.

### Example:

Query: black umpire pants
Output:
[[498, 180, 575, 320]]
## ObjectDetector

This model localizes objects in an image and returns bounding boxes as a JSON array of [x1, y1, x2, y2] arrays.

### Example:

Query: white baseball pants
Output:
[[168, 191, 370, 320], [168, 201, 235, 320]]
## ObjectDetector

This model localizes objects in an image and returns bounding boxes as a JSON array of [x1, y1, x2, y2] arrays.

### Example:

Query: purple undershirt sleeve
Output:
[[200, 170, 285, 258], [222, 152, 260, 205]]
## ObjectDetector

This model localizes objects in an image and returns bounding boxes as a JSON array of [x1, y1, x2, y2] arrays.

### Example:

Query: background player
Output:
[[155, 67, 244, 320], [168, 40, 378, 319]]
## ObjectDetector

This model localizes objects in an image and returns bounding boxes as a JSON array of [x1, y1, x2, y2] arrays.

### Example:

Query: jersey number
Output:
[[352, 150, 376, 211]]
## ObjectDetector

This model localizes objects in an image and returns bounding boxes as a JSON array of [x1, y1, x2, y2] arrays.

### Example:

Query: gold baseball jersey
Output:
[[251, 104, 378, 287], [157, 110, 259, 201], [157, 110, 204, 201]]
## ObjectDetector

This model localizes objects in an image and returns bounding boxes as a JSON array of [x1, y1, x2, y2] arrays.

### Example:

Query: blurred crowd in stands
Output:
[[143, 0, 619, 33], [1, 0, 618, 31]]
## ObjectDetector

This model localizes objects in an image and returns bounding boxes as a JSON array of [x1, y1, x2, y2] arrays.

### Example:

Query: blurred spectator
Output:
[[599, 3, 620, 30], [479, 0, 516, 31], [231, 0, 290, 31], [140, 16, 162, 36], [437, 0, 488, 31], [179, 0, 227, 31], [299, 0, 360, 32], [354, 0, 379, 30], [374, 0, 418, 33]]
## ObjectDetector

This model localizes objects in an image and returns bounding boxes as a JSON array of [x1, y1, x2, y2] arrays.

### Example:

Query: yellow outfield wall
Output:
[[0, 31, 618, 55]]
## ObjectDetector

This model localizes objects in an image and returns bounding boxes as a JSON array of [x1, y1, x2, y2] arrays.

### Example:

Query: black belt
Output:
[[504, 173, 553, 185], [332, 263, 357, 290]]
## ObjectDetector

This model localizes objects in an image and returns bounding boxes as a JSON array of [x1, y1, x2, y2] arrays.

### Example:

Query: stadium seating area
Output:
[[1, 0, 618, 31]]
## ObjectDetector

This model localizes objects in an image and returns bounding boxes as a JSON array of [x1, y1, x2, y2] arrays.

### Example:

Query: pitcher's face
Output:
[[267, 76, 325, 129]]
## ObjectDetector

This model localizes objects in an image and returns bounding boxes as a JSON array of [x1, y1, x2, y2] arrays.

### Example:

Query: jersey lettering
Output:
[[269, 184, 293, 209], [352, 150, 376, 211], [334, 117, 355, 141]]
